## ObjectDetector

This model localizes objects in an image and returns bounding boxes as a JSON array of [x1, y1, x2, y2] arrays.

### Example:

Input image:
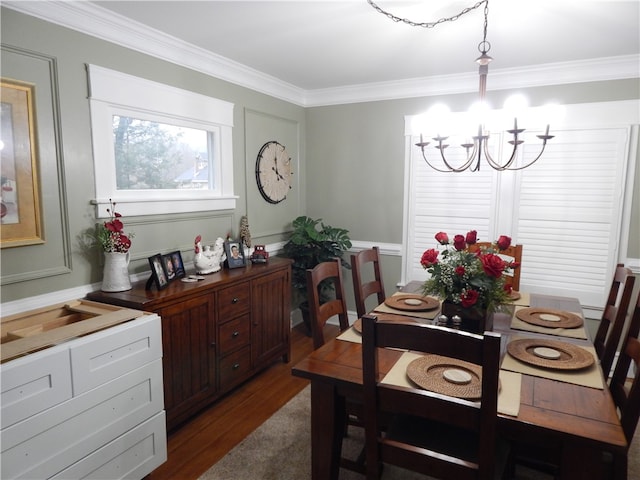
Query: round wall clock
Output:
[[255, 141, 293, 204]]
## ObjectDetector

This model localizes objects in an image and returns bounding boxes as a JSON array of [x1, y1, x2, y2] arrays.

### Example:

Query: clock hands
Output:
[[272, 166, 285, 181]]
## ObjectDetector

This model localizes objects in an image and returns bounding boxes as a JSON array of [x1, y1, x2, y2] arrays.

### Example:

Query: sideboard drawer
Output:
[[218, 314, 250, 356], [1, 347, 72, 429], [217, 282, 251, 320], [219, 346, 251, 390]]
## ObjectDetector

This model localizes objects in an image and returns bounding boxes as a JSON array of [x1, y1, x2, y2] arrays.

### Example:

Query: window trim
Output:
[[87, 64, 236, 218]]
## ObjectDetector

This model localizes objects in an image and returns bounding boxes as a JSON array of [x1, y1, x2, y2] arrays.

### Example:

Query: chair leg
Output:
[[502, 450, 516, 479]]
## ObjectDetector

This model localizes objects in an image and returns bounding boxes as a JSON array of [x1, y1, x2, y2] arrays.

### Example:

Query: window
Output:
[[88, 64, 235, 217], [403, 100, 638, 312]]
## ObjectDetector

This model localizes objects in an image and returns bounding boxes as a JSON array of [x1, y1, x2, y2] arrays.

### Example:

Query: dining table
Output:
[[291, 286, 629, 480]]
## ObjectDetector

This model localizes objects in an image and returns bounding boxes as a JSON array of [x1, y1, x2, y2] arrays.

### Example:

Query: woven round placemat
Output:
[[406, 354, 482, 399], [507, 338, 594, 370], [515, 307, 583, 329], [384, 294, 440, 312], [352, 316, 421, 334]]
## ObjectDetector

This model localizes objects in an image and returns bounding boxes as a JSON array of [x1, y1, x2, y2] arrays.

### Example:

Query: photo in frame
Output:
[[168, 250, 185, 279], [147, 253, 169, 290], [1, 78, 44, 248], [162, 254, 176, 281], [224, 239, 245, 269]]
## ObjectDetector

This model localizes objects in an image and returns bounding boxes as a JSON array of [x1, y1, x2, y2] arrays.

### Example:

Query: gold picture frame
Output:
[[1, 78, 44, 248]]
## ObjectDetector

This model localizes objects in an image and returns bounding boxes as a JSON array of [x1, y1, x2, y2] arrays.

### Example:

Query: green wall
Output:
[[1, 7, 638, 308], [1, 8, 305, 303]]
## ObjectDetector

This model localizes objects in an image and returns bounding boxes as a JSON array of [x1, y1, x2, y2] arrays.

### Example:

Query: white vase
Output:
[[101, 251, 132, 292]]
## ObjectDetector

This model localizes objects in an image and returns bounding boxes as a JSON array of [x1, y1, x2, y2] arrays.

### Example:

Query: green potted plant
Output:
[[281, 216, 352, 333]]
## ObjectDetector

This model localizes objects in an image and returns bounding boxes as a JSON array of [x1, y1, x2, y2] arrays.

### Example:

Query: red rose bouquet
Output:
[[421, 230, 516, 314], [97, 199, 134, 253]]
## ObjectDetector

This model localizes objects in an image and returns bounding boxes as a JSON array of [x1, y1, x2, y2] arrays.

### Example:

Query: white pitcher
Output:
[[101, 251, 132, 292]]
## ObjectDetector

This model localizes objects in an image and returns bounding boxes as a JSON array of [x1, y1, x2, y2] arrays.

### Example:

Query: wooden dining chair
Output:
[[361, 314, 504, 480], [467, 242, 523, 291], [306, 258, 350, 350], [351, 246, 386, 318], [606, 288, 640, 480], [306, 258, 365, 473], [593, 264, 635, 379]]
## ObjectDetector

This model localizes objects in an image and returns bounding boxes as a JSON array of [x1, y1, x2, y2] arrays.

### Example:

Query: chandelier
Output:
[[368, 0, 554, 172]]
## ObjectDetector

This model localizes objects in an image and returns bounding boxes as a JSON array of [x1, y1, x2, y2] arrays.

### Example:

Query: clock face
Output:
[[255, 141, 293, 204]]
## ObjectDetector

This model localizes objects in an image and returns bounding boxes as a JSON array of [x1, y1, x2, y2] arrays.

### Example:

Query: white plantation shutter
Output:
[[514, 127, 631, 308], [404, 102, 637, 313], [405, 138, 500, 284]]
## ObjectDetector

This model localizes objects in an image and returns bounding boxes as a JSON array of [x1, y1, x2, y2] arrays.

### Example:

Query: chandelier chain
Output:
[[367, 0, 487, 29], [479, 0, 490, 53]]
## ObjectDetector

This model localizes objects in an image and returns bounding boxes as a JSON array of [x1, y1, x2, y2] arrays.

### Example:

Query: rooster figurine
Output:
[[194, 235, 225, 274]]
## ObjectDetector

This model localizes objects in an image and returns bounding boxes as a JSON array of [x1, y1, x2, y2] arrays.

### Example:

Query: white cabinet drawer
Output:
[[51, 412, 167, 480], [71, 314, 162, 395], [1, 359, 164, 479], [1, 347, 72, 429]]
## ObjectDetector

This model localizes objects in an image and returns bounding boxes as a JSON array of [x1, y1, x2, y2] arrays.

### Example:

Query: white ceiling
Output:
[[5, 1, 640, 105]]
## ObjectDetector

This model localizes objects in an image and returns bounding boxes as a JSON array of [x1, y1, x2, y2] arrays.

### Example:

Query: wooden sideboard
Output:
[[86, 257, 292, 431]]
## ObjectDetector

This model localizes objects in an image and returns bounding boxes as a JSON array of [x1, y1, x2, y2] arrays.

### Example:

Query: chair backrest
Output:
[[467, 242, 523, 291], [593, 264, 636, 378], [361, 314, 501, 480], [351, 246, 386, 318], [306, 258, 350, 350], [608, 288, 640, 445]]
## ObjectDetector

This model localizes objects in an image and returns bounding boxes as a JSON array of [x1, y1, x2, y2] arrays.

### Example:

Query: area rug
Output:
[[199, 385, 640, 480]]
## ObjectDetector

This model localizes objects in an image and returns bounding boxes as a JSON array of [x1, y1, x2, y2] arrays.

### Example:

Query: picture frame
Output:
[[147, 253, 169, 290], [168, 250, 186, 279], [1, 78, 44, 248], [224, 239, 246, 269]]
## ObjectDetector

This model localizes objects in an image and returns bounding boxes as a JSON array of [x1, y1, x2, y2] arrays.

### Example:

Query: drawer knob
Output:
[[233, 363, 240, 370], [232, 331, 240, 337], [232, 297, 239, 304]]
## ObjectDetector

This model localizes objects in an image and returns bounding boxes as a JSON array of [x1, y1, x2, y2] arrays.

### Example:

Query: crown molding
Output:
[[4, 1, 639, 108]]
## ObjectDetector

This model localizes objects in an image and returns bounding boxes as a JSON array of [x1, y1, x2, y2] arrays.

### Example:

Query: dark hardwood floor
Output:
[[148, 323, 330, 480]]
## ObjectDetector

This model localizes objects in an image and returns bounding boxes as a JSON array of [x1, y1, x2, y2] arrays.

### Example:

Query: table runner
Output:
[[510, 306, 588, 339], [500, 335, 603, 389], [381, 351, 522, 417], [337, 326, 364, 343], [510, 291, 531, 307]]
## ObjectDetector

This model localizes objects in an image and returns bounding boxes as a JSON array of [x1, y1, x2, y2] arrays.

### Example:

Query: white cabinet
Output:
[[1, 308, 166, 479]]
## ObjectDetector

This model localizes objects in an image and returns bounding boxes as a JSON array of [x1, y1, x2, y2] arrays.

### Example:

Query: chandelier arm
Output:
[[503, 140, 552, 171], [485, 141, 518, 171], [469, 139, 483, 172], [440, 143, 478, 172], [418, 147, 456, 173]]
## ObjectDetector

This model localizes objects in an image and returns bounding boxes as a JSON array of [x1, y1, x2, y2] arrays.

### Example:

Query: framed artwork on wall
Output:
[[224, 239, 245, 269], [1, 78, 44, 248]]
